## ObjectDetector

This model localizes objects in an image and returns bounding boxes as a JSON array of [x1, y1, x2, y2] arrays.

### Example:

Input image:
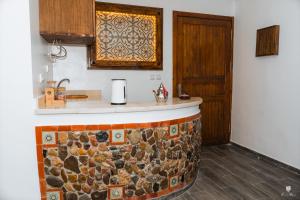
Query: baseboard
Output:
[[229, 142, 300, 175]]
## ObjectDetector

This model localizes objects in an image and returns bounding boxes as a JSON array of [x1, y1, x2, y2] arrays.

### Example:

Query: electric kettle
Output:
[[111, 79, 127, 105]]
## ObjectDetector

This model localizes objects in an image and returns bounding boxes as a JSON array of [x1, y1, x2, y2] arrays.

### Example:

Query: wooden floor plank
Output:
[[173, 144, 300, 200]]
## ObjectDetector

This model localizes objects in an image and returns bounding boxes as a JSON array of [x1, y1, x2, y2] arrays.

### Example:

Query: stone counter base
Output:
[[35, 113, 201, 200]]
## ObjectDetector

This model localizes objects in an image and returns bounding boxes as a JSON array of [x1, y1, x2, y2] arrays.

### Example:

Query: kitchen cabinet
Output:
[[39, 0, 95, 44]]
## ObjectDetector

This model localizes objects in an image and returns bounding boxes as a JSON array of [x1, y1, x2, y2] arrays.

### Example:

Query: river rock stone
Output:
[[83, 144, 90, 150], [68, 174, 77, 183], [98, 143, 108, 151], [135, 188, 145, 196], [90, 136, 98, 146], [137, 163, 145, 170], [48, 149, 58, 157], [110, 176, 118, 185], [73, 183, 81, 191], [124, 152, 131, 160], [75, 141, 82, 148], [91, 191, 107, 200], [142, 133, 147, 142], [146, 129, 153, 138], [136, 151, 145, 161], [87, 177, 94, 186], [131, 146, 137, 157], [153, 183, 160, 193], [126, 190, 134, 197], [59, 146, 68, 161], [102, 173, 110, 185], [78, 194, 90, 200], [64, 156, 80, 173], [70, 146, 79, 156], [81, 166, 88, 175], [89, 158, 96, 167], [44, 158, 51, 167], [161, 178, 168, 190], [96, 131, 108, 142], [148, 137, 156, 145], [46, 176, 64, 188], [59, 132, 68, 144], [82, 183, 91, 194], [95, 154, 107, 163], [61, 169, 68, 183], [79, 156, 88, 165], [128, 130, 141, 144], [131, 175, 139, 184], [64, 183, 74, 192], [89, 168, 95, 177], [80, 133, 89, 143], [49, 167, 60, 176], [66, 192, 78, 200], [143, 181, 153, 193], [78, 174, 87, 183], [115, 160, 125, 169]]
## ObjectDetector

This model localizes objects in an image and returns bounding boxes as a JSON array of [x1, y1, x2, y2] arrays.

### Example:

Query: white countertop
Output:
[[35, 97, 203, 115]]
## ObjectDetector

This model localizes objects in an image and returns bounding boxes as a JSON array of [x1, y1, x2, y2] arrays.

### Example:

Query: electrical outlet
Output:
[[150, 74, 155, 80], [45, 65, 49, 73], [156, 74, 161, 80]]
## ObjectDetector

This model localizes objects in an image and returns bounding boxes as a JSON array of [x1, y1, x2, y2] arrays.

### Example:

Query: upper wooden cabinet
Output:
[[39, 0, 95, 44]]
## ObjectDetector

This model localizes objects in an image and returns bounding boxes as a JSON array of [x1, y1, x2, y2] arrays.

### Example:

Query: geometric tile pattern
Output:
[[96, 11, 157, 62], [42, 132, 56, 145], [111, 129, 125, 144], [169, 124, 179, 138], [109, 186, 124, 200], [46, 191, 60, 200]]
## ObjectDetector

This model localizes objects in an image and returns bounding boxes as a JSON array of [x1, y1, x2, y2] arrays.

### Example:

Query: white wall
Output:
[[29, 0, 53, 97], [232, 0, 300, 169], [0, 0, 40, 199], [53, 0, 235, 102]]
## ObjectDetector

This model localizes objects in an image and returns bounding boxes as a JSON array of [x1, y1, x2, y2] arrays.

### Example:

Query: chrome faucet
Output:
[[57, 78, 70, 88]]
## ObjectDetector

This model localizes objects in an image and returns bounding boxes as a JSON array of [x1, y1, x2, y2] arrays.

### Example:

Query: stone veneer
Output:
[[35, 114, 201, 200]]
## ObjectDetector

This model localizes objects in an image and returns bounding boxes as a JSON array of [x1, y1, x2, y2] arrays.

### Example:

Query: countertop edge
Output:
[[35, 98, 203, 115]]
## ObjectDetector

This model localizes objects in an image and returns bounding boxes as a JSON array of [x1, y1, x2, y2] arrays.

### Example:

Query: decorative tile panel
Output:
[[46, 191, 60, 200], [169, 176, 179, 188], [96, 11, 156, 62], [42, 132, 56, 145], [169, 124, 179, 138], [109, 186, 124, 200], [36, 114, 201, 200], [111, 129, 125, 144]]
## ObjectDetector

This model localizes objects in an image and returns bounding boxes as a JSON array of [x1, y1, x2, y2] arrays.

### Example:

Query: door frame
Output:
[[173, 11, 234, 144]]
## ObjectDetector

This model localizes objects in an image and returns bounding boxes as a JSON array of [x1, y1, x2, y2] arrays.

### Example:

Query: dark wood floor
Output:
[[174, 144, 300, 200]]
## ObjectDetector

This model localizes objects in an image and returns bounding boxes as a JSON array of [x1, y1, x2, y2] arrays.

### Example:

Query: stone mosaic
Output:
[[36, 114, 201, 200]]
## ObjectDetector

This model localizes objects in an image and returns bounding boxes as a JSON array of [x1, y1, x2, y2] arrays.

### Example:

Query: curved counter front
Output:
[[35, 98, 202, 200]]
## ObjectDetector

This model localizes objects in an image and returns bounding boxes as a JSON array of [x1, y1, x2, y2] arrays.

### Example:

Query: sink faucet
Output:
[[57, 78, 70, 88]]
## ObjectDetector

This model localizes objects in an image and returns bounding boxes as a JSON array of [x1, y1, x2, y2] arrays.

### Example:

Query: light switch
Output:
[[39, 73, 45, 83]]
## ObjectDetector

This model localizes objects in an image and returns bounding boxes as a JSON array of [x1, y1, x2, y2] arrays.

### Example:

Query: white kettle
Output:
[[111, 79, 127, 105]]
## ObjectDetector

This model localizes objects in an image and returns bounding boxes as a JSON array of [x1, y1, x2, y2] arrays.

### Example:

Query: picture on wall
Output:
[[89, 2, 163, 70], [256, 25, 280, 57]]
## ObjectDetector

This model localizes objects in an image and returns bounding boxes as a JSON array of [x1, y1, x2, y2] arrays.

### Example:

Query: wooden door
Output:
[[173, 12, 233, 145]]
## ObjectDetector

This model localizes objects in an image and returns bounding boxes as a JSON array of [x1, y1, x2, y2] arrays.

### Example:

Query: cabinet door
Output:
[[39, 0, 95, 44]]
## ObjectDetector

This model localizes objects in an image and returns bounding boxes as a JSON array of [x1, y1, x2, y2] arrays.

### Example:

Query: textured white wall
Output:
[[232, 0, 300, 169], [0, 0, 40, 199], [53, 0, 235, 102]]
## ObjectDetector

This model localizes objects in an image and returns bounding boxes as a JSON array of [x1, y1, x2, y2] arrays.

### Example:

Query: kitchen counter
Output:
[[34, 96, 202, 199], [35, 97, 203, 115]]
